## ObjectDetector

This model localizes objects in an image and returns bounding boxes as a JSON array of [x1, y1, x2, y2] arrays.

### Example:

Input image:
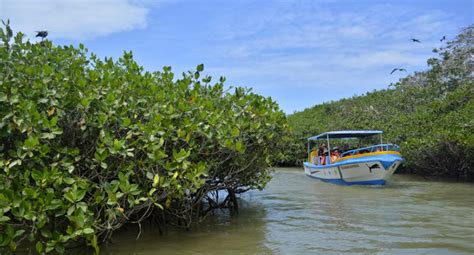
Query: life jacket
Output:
[[310, 150, 318, 164]]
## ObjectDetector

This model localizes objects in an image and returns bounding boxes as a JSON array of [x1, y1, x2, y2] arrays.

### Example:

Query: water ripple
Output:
[[101, 168, 474, 255]]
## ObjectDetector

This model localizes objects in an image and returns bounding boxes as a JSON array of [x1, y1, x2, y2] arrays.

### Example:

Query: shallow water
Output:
[[102, 168, 474, 254]]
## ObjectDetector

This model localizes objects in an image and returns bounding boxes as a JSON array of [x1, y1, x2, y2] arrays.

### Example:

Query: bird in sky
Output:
[[411, 38, 421, 43], [390, 68, 407, 74], [35, 30, 48, 40], [440, 36, 446, 42]]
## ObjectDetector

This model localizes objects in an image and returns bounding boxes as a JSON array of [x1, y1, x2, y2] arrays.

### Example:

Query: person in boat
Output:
[[318, 144, 329, 165], [330, 147, 340, 162], [310, 147, 318, 165], [339, 144, 351, 157]]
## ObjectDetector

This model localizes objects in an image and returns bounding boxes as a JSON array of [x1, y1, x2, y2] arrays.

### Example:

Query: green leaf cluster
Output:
[[0, 23, 290, 253]]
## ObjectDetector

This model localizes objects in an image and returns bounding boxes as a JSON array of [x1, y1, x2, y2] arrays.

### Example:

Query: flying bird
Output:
[[390, 68, 407, 74], [410, 38, 421, 43], [440, 36, 446, 42], [35, 30, 48, 40]]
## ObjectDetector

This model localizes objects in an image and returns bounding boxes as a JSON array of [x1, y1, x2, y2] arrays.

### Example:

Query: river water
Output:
[[102, 168, 474, 254]]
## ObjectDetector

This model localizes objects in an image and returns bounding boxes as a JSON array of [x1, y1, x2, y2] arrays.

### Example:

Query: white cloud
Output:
[[206, 2, 457, 93], [331, 49, 430, 69], [0, 0, 150, 40], [215, 3, 453, 58]]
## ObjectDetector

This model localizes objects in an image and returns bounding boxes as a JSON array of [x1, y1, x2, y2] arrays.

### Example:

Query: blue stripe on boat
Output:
[[306, 175, 386, 186]]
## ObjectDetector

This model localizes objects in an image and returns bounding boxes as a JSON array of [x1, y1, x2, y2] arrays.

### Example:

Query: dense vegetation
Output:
[[0, 22, 289, 254], [283, 25, 473, 181]]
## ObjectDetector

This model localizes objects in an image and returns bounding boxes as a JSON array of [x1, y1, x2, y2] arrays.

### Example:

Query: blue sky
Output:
[[1, 0, 473, 113]]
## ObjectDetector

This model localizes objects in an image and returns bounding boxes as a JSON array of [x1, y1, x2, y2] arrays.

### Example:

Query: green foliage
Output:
[[0, 23, 289, 253], [284, 25, 474, 180]]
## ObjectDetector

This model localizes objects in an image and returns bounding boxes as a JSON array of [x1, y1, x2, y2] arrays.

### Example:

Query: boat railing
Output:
[[340, 144, 400, 157]]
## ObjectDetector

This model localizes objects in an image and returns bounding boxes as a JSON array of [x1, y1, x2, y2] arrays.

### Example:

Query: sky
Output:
[[1, 0, 473, 113]]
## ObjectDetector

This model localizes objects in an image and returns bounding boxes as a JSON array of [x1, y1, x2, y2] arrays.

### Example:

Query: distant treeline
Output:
[[280, 25, 473, 181]]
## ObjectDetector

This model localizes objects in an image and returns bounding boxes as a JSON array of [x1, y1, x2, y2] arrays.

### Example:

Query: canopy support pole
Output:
[[307, 140, 310, 161], [326, 134, 331, 164]]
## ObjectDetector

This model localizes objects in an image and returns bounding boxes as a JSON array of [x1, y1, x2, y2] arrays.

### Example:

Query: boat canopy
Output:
[[307, 130, 383, 140]]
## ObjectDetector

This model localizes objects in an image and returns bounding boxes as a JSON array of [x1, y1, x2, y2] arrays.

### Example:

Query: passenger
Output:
[[330, 151, 339, 163], [330, 147, 340, 162], [318, 144, 328, 165], [310, 147, 318, 165], [340, 145, 350, 157]]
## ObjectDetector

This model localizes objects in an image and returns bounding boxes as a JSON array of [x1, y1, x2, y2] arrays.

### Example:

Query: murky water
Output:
[[102, 168, 474, 254]]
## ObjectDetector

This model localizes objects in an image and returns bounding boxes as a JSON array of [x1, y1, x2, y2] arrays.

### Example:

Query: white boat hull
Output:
[[303, 156, 402, 185]]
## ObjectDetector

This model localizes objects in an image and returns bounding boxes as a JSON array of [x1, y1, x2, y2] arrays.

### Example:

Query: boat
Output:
[[303, 130, 403, 185]]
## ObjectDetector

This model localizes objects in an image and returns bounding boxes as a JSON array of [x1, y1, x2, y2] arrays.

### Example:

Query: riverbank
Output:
[[96, 168, 474, 254]]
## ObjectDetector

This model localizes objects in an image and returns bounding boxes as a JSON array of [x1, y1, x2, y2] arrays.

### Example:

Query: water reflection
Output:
[[102, 197, 271, 255]]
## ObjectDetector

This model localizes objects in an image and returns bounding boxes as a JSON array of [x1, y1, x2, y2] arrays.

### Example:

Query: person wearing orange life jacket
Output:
[[330, 147, 341, 163]]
